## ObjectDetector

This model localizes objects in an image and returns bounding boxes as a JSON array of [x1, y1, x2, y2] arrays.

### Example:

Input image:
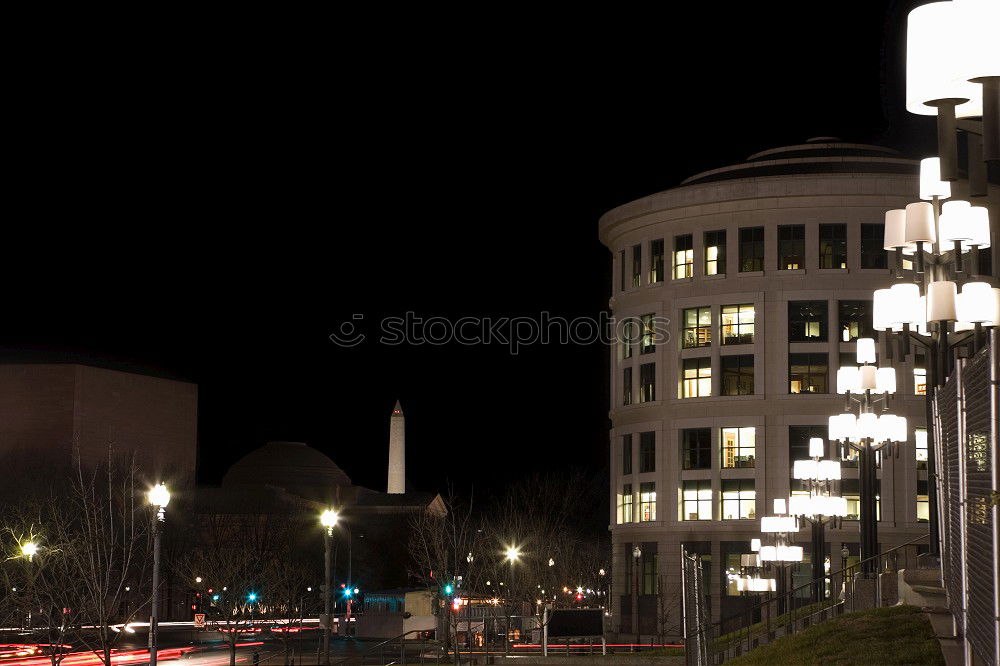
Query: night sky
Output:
[[6, 2, 935, 501]]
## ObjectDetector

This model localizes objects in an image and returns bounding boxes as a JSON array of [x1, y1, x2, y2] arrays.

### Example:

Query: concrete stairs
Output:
[[898, 567, 965, 666]]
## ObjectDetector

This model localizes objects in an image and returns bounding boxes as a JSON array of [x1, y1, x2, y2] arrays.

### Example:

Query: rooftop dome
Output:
[[222, 441, 353, 497], [681, 140, 915, 186]]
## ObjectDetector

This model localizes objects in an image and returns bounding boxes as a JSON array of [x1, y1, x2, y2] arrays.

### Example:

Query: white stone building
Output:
[[598, 139, 998, 637]]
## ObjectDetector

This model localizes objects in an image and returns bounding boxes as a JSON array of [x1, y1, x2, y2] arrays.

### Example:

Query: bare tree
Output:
[[52, 450, 153, 666], [408, 489, 480, 664], [176, 512, 304, 666]]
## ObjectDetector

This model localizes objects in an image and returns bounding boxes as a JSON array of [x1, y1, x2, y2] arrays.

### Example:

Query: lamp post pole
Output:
[[147, 484, 170, 666], [320, 509, 339, 666], [631, 545, 641, 647]]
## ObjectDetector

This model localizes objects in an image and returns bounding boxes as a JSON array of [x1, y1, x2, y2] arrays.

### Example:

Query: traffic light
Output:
[[195, 592, 202, 612], [443, 583, 453, 595]]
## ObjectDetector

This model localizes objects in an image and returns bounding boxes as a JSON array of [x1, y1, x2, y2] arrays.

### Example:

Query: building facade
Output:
[[598, 140, 997, 637], [0, 363, 198, 486]]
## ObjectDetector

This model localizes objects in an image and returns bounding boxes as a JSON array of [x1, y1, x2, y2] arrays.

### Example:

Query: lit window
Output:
[[639, 432, 655, 473], [721, 479, 756, 520], [641, 313, 656, 354], [778, 225, 805, 270], [632, 245, 641, 288], [838, 300, 875, 342], [789, 353, 828, 394], [682, 307, 712, 348], [915, 428, 928, 470], [639, 482, 656, 521], [789, 301, 828, 341], [705, 230, 725, 275], [682, 481, 712, 521], [721, 427, 756, 468], [916, 480, 928, 523], [623, 367, 632, 406], [739, 227, 764, 272], [622, 434, 632, 475], [620, 319, 634, 360], [681, 358, 711, 398], [681, 428, 711, 470], [619, 484, 633, 524], [650, 239, 664, 283], [721, 355, 754, 395], [721, 304, 755, 345], [819, 224, 847, 269], [841, 479, 880, 520], [674, 235, 693, 279], [914, 356, 927, 395], [639, 363, 656, 402]]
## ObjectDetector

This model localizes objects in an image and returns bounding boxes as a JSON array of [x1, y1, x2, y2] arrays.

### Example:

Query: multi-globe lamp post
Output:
[[320, 508, 338, 666], [829, 338, 906, 576], [789, 437, 847, 602], [889, 0, 999, 561], [758, 500, 803, 615], [147, 483, 170, 666]]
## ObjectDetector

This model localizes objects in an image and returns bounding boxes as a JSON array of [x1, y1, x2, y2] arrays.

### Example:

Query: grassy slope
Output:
[[727, 605, 945, 666]]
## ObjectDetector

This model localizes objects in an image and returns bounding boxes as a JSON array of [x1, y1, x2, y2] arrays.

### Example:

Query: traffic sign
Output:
[[194, 613, 206, 628]]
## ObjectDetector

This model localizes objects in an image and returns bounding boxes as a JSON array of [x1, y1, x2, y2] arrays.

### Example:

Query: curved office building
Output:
[[598, 139, 994, 636]]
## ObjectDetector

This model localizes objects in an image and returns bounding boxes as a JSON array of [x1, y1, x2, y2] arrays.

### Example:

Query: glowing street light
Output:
[[320, 508, 340, 665], [505, 546, 521, 562], [146, 483, 170, 666], [21, 541, 38, 562]]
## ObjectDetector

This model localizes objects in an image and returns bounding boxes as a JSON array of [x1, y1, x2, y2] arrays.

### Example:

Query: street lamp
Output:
[[146, 483, 170, 666], [829, 341, 907, 575], [21, 541, 38, 562], [631, 545, 641, 645], [320, 508, 338, 665], [790, 438, 848, 602]]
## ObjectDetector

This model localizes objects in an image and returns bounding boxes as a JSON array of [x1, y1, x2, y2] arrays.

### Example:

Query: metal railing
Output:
[[685, 533, 928, 665], [331, 629, 446, 665]]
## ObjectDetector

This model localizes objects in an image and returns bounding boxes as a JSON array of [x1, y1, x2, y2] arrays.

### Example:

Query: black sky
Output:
[[5, 2, 936, 500]]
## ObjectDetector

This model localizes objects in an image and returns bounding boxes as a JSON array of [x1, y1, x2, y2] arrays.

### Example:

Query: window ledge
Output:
[[816, 268, 849, 274], [671, 276, 694, 283], [858, 268, 891, 274], [777, 268, 806, 275], [737, 271, 764, 278], [703, 273, 727, 280]]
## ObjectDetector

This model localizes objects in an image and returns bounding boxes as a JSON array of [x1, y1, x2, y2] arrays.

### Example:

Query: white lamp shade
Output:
[[761, 516, 798, 533], [954, 0, 1000, 83], [906, 1, 982, 118], [992, 288, 1000, 327], [940, 200, 972, 245], [740, 553, 761, 568], [793, 459, 819, 480], [750, 538, 761, 552], [744, 577, 776, 593], [859, 365, 877, 391], [883, 209, 910, 250], [919, 158, 952, 200], [856, 338, 876, 364], [829, 413, 857, 442], [809, 437, 825, 458], [927, 281, 958, 322], [837, 367, 860, 394], [857, 412, 879, 440], [958, 282, 994, 324], [905, 202, 936, 244], [773, 498, 786, 515], [818, 460, 842, 481], [873, 289, 893, 331], [876, 414, 896, 443], [876, 367, 897, 394], [892, 416, 908, 443], [968, 207, 992, 248], [889, 283, 922, 325]]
